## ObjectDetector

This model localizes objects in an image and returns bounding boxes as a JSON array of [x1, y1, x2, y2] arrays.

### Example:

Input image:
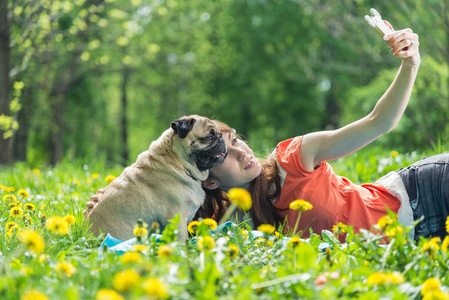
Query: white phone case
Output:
[[365, 8, 393, 37]]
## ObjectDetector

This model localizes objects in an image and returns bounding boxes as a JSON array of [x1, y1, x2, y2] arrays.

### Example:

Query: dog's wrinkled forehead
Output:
[[190, 118, 216, 136], [171, 115, 219, 140]]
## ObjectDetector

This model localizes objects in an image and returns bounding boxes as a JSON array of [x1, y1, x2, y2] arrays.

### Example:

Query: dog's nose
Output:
[[218, 137, 224, 144]]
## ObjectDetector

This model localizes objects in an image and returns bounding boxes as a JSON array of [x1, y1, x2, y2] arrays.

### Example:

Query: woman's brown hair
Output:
[[194, 120, 284, 228]]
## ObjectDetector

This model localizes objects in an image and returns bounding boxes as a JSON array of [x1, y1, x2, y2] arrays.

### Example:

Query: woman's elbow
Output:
[[368, 113, 399, 135]]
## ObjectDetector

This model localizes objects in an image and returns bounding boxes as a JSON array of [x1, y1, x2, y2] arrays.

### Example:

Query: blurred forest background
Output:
[[0, 0, 448, 167]]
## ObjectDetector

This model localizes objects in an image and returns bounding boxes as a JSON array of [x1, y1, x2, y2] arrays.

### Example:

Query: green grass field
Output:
[[1, 147, 448, 299]]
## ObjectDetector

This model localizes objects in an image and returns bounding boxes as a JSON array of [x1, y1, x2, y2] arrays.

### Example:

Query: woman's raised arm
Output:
[[300, 23, 420, 172]]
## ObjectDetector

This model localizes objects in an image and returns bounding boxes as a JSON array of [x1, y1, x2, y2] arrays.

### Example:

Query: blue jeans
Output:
[[397, 153, 449, 241]]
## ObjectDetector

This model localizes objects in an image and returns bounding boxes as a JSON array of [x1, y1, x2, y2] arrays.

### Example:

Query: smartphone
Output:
[[364, 8, 393, 37]]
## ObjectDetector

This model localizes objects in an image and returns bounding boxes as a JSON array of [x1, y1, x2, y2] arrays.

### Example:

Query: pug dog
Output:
[[84, 115, 227, 241]]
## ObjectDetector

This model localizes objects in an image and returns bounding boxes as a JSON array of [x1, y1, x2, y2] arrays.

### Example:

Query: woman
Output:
[[87, 23, 448, 241], [195, 23, 447, 241]]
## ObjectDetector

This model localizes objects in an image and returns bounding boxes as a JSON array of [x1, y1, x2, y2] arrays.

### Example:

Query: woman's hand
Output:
[[383, 21, 420, 68], [83, 188, 104, 217], [300, 22, 420, 172]]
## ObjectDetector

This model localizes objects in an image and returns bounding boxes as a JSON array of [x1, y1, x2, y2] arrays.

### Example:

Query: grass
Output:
[[0, 147, 448, 299]]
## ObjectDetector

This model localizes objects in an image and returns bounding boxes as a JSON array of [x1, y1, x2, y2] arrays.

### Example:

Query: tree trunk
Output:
[[0, 0, 13, 165], [48, 95, 64, 165], [323, 85, 339, 130], [120, 66, 129, 165], [13, 86, 32, 161]]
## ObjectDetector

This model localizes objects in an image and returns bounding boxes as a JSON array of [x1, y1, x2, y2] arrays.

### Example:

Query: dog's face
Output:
[[171, 115, 227, 171]]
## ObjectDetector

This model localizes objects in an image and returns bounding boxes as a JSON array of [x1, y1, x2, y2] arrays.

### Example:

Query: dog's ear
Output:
[[171, 118, 196, 139]]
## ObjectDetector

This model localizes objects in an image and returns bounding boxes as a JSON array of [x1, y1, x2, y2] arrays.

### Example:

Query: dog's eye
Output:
[[208, 135, 214, 141]]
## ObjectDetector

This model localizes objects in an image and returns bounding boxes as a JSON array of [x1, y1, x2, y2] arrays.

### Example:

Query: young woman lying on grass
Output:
[[87, 22, 449, 242]]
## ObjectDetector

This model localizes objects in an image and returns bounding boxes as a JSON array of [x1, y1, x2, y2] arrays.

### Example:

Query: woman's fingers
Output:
[[383, 20, 394, 31], [385, 30, 419, 57]]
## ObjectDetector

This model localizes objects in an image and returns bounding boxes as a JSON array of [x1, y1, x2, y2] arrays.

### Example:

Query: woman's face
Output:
[[206, 131, 262, 191]]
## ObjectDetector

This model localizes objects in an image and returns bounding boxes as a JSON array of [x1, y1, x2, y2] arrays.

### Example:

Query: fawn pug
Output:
[[84, 115, 227, 241]]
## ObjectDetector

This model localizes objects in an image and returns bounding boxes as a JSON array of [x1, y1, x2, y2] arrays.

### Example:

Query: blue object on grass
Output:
[[99, 233, 162, 257], [98, 221, 331, 256]]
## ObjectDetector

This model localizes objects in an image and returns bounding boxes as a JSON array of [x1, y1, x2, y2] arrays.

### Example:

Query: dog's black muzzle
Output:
[[194, 136, 227, 171]]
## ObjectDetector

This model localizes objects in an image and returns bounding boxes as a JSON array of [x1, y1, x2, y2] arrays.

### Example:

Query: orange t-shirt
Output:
[[274, 137, 401, 239]]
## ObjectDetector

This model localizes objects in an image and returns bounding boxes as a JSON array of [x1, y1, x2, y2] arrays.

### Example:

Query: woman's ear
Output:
[[202, 179, 220, 190]]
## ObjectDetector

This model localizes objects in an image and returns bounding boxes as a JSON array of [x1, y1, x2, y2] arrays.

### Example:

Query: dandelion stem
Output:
[[219, 203, 238, 225], [291, 211, 302, 237]]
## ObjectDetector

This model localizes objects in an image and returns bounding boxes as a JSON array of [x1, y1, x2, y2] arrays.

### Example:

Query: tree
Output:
[[0, 0, 13, 165]]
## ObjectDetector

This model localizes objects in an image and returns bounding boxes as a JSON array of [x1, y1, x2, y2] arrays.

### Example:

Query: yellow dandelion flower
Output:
[[226, 244, 239, 258], [21, 289, 49, 300], [227, 188, 252, 211], [385, 226, 404, 237], [23, 214, 33, 225], [274, 231, 280, 238], [442, 236, 449, 252], [5, 186, 15, 193], [198, 236, 215, 251], [132, 244, 148, 252], [18, 189, 30, 199], [377, 215, 394, 229], [19, 229, 45, 255], [96, 288, 125, 300], [9, 259, 20, 268], [40, 204, 46, 210], [157, 245, 172, 258], [390, 151, 399, 157], [4, 194, 17, 202], [105, 175, 116, 183], [202, 218, 218, 231], [241, 229, 249, 240], [332, 222, 348, 233], [21, 267, 33, 275], [9, 200, 21, 208], [112, 269, 140, 292], [6, 221, 17, 231], [120, 252, 142, 264], [91, 173, 100, 179], [64, 215, 76, 225], [289, 199, 313, 212], [24, 203, 35, 212], [257, 224, 276, 235], [367, 272, 387, 285], [38, 255, 49, 264], [421, 278, 441, 295], [55, 261, 76, 278], [187, 220, 201, 234], [288, 236, 302, 248], [384, 272, 405, 285], [422, 237, 441, 253], [255, 237, 266, 247], [142, 278, 169, 299], [133, 226, 148, 237], [32, 169, 41, 176], [10, 206, 24, 218], [423, 290, 449, 300], [367, 271, 405, 286], [45, 216, 70, 235], [446, 216, 449, 234]]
